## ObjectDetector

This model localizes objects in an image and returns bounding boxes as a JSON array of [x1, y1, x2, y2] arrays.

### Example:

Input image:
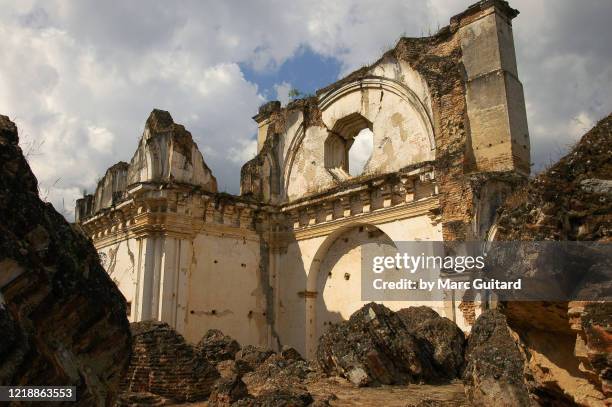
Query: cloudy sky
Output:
[[1, 0, 610, 219]]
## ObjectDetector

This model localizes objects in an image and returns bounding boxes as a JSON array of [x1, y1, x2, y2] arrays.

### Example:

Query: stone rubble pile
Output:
[[116, 300, 607, 406], [118, 304, 471, 406], [196, 328, 241, 365], [119, 325, 321, 406]]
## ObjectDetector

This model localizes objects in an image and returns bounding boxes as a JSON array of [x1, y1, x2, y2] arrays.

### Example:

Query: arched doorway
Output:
[[305, 223, 396, 357]]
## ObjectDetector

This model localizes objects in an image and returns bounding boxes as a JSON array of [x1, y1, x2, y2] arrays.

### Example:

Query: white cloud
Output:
[[0, 0, 609, 220], [228, 138, 258, 165], [87, 125, 115, 152], [274, 82, 293, 106], [349, 128, 374, 176]]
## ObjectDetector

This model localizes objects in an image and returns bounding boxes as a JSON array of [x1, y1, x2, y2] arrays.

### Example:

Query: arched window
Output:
[[324, 113, 373, 180]]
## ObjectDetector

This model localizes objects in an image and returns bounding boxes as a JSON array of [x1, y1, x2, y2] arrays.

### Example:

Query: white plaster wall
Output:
[[276, 235, 325, 353], [370, 57, 433, 122], [183, 232, 268, 347], [280, 110, 304, 168], [322, 88, 433, 174], [286, 126, 331, 200], [97, 238, 138, 321]]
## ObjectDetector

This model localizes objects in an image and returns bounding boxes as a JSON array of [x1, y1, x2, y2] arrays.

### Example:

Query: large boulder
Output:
[[121, 321, 219, 402], [463, 310, 531, 407], [0, 115, 131, 405], [316, 302, 437, 386], [397, 306, 465, 379]]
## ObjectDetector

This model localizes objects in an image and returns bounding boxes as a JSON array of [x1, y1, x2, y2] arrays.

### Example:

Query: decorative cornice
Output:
[[291, 197, 439, 241], [81, 168, 440, 249], [91, 213, 260, 250]]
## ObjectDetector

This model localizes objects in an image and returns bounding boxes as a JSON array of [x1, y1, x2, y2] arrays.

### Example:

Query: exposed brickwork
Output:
[[393, 30, 485, 241], [458, 301, 477, 326], [122, 321, 219, 402]]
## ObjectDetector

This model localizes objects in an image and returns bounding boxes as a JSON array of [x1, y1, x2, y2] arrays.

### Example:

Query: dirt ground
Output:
[[175, 378, 468, 406]]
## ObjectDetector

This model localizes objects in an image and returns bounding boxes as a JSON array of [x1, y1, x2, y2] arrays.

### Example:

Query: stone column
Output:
[[135, 236, 157, 321], [158, 237, 178, 326], [457, 0, 530, 175], [155, 237, 193, 332], [150, 236, 163, 320]]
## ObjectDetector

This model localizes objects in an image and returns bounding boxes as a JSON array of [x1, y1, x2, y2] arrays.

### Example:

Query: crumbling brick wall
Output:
[[394, 34, 474, 241], [121, 321, 219, 402]]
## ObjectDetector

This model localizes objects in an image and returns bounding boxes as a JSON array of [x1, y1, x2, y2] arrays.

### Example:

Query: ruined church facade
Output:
[[76, 0, 530, 357]]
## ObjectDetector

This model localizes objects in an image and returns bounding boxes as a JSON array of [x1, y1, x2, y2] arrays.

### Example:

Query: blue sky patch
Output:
[[241, 46, 342, 101]]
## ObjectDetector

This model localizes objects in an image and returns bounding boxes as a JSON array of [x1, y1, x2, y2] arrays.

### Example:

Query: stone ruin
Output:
[[74, 0, 531, 359], [117, 304, 469, 406], [3, 103, 608, 406], [0, 0, 609, 405]]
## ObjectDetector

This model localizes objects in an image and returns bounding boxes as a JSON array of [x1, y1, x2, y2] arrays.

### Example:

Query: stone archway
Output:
[[304, 223, 397, 358], [283, 77, 436, 201]]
